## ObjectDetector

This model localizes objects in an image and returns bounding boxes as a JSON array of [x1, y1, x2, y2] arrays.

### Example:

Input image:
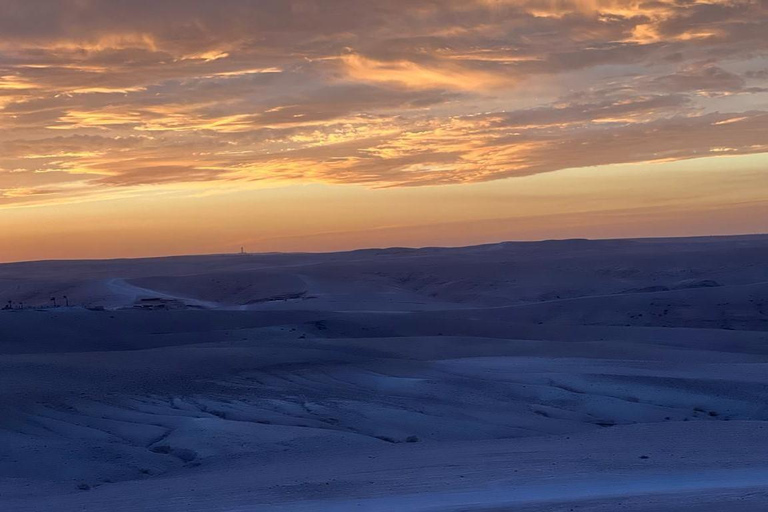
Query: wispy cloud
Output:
[[1, 0, 766, 204]]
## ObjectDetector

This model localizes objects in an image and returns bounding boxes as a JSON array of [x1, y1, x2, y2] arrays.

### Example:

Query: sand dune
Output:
[[2, 235, 768, 510]]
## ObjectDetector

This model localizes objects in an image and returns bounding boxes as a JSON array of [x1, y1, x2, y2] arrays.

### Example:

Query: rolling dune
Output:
[[2, 235, 768, 511]]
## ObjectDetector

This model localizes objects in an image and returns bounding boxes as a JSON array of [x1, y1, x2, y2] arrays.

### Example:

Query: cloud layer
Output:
[[1, 0, 767, 204]]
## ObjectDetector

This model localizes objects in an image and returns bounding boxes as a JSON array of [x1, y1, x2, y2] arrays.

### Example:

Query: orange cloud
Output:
[[339, 53, 512, 91], [0, 0, 765, 206]]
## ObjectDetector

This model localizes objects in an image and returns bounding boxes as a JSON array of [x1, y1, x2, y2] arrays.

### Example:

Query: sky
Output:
[[1, 0, 767, 261]]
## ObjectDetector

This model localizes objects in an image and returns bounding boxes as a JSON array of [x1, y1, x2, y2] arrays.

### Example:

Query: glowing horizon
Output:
[[1, 0, 767, 261]]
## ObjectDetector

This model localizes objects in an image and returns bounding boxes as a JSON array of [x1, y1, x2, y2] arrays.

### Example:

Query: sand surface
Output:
[[2, 235, 768, 511]]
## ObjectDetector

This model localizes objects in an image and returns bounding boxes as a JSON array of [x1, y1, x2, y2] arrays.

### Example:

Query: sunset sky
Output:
[[1, 0, 767, 261]]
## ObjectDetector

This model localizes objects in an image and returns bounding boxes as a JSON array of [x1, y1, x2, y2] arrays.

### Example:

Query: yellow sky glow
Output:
[[0, 0, 767, 261]]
